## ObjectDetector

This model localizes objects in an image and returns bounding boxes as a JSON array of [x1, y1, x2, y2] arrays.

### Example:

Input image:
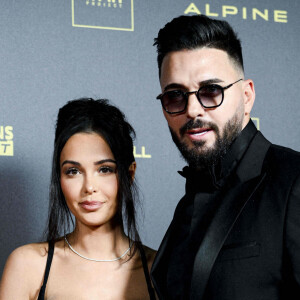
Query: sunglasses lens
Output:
[[198, 85, 223, 107], [161, 91, 186, 113]]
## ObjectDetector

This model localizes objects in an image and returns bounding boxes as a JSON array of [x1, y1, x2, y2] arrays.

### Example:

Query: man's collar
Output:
[[219, 119, 257, 179]]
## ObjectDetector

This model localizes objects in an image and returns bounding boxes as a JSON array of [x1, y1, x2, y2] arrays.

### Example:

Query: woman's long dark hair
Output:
[[45, 98, 140, 254]]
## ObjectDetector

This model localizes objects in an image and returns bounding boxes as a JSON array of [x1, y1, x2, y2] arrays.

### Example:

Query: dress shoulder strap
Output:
[[37, 241, 54, 300], [139, 244, 156, 300]]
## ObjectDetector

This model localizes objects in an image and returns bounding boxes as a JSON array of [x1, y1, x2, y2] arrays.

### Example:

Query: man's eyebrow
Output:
[[163, 78, 224, 92], [199, 78, 224, 85], [61, 160, 80, 167], [163, 83, 185, 92], [94, 159, 116, 165]]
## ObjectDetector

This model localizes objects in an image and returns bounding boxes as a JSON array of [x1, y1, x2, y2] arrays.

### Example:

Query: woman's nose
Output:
[[84, 175, 97, 194]]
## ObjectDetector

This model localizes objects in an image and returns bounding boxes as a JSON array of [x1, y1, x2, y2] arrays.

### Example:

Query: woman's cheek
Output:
[[61, 178, 78, 203]]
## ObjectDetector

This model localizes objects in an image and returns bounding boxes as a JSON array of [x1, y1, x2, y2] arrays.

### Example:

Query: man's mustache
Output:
[[179, 119, 219, 137]]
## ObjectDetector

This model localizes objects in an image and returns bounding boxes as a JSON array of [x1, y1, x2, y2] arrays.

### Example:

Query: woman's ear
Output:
[[129, 161, 137, 182]]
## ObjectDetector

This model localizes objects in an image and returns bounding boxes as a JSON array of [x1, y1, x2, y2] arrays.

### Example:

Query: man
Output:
[[151, 15, 300, 300]]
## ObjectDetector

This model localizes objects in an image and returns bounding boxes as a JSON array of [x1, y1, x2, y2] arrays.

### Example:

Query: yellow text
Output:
[[0, 126, 13, 140], [184, 3, 288, 23], [133, 146, 151, 158]]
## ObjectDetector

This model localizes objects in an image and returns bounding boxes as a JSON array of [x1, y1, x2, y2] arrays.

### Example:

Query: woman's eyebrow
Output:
[[61, 160, 80, 167], [94, 159, 116, 165], [61, 159, 116, 167]]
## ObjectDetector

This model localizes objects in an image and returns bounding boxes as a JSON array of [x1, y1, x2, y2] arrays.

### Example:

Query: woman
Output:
[[0, 98, 156, 299]]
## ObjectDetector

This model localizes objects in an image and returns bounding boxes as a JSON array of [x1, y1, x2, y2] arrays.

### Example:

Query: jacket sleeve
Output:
[[284, 174, 300, 294]]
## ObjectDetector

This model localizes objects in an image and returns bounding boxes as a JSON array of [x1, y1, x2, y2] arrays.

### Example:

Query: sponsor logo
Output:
[[251, 117, 260, 130], [72, 0, 134, 31], [0, 126, 14, 156], [134, 146, 151, 158], [184, 3, 288, 23]]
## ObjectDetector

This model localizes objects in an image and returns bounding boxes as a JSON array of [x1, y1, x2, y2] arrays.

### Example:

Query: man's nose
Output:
[[186, 93, 206, 119]]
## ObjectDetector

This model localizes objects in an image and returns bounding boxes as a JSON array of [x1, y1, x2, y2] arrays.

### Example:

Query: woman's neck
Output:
[[66, 222, 130, 260]]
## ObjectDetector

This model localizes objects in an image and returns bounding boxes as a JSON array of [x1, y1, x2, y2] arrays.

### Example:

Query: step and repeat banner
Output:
[[0, 0, 299, 275]]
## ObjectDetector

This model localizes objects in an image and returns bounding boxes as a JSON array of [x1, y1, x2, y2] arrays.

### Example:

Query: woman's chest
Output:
[[44, 260, 150, 300]]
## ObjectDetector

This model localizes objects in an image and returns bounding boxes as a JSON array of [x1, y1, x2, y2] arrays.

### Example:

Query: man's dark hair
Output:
[[154, 15, 244, 76], [45, 98, 140, 255]]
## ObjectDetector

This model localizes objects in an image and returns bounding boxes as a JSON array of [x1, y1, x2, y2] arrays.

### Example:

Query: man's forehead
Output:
[[162, 47, 232, 66], [160, 48, 237, 86]]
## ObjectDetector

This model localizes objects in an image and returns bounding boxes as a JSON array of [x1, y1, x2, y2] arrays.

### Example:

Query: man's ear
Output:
[[242, 79, 255, 127], [128, 161, 137, 182], [243, 79, 255, 116]]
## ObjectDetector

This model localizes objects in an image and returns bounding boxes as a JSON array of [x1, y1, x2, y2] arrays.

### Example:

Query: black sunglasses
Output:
[[156, 79, 243, 114]]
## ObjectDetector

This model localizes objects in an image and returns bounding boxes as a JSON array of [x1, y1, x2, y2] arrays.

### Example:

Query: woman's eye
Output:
[[99, 166, 116, 174], [65, 168, 80, 176]]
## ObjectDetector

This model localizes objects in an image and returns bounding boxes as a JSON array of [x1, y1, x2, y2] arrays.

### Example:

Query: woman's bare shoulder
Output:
[[5, 242, 49, 270], [0, 242, 49, 299], [11, 242, 48, 258], [4, 242, 48, 267]]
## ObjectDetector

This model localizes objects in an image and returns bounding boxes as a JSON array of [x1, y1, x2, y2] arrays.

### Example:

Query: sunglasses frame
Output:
[[156, 78, 243, 114]]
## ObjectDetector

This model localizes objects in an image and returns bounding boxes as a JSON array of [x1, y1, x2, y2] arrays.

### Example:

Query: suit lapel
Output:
[[150, 223, 172, 299], [190, 132, 271, 299], [151, 195, 189, 299]]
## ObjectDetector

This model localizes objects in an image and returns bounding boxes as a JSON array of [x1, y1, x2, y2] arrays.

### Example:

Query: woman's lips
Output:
[[79, 201, 103, 211]]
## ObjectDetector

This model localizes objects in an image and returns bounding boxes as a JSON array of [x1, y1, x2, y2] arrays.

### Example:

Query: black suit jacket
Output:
[[151, 129, 300, 299]]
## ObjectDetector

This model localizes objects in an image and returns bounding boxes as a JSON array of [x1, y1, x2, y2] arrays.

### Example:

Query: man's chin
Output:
[[184, 149, 219, 170], [175, 139, 220, 169], [185, 143, 212, 156]]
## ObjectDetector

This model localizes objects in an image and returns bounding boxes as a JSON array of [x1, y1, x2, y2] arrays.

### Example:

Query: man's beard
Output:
[[169, 111, 244, 170]]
